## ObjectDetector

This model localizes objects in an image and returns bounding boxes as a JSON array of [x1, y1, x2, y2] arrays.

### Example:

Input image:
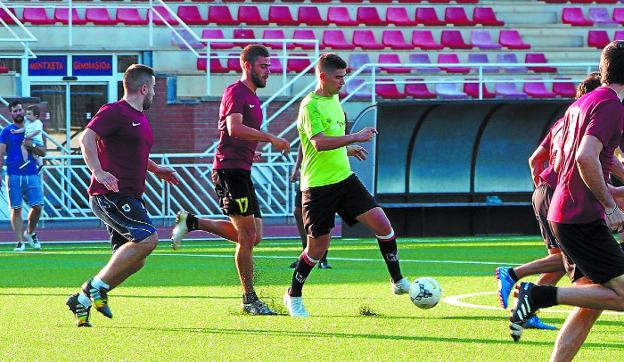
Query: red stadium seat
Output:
[[613, 8, 624, 24], [552, 79, 577, 98], [614, 30, 624, 41], [379, 54, 410, 73], [588, 30, 610, 48], [238, 6, 268, 25], [524, 79, 556, 98], [444, 7, 473, 26], [287, 54, 312, 73], [263, 29, 295, 50], [226, 53, 242, 73], [322, 30, 354, 50], [197, 54, 229, 73], [357, 7, 385, 26], [294, 29, 317, 50], [233, 28, 256, 48], [208, 6, 236, 25], [0, 66, 9, 74], [86, 8, 117, 25], [416, 7, 443, 26], [525, 53, 557, 73], [438, 54, 470, 74], [0, 8, 16, 25], [352, 30, 384, 50], [327, 7, 358, 26], [441, 30, 472, 49], [298, 6, 327, 26], [152, 6, 179, 25], [376, 79, 405, 99], [464, 79, 496, 99], [269, 6, 297, 26], [473, 7, 504, 26], [54, 8, 87, 25], [311, 0, 332, 3], [405, 79, 436, 99], [201, 29, 234, 49], [382, 30, 414, 50], [412, 30, 443, 50], [269, 55, 284, 74], [386, 7, 416, 26], [117, 8, 148, 25], [177, 5, 207, 25], [562, 7, 594, 26], [499, 30, 530, 50], [22, 8, 55, 25]]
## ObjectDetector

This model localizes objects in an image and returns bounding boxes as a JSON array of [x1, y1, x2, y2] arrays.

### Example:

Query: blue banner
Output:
[[28, 56, 67, 76], [72, 55, 113, 76]]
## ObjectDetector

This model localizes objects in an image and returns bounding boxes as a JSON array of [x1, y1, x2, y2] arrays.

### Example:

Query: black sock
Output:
[[530, 285, 558, 309], [186, 213, 199, 232], [320, 250, 328, 264], [508, 268, 519, 282], [289, 252, 318, 297], [377, 236, 403, 283], [242, 291, 258, 304]]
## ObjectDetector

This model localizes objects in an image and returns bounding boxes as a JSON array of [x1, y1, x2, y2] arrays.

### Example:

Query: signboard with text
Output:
[[72, 55, 113, 76], [28, 56, 67, 76]]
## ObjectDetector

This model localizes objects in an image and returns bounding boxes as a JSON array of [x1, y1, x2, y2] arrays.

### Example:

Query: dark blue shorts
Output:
[[90, 193, 156, 253]]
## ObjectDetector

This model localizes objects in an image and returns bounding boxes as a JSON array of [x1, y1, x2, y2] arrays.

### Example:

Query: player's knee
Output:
[[137, 232, 158, 253], [238, 229, 257, 247], [254, 234, 262, 246]]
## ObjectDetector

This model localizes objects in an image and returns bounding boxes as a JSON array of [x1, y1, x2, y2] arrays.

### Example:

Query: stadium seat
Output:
[[293, 29, 317, 50], [464, 79, 496, 99], [238, 6, 268, 25], [376, 79, 405, 99], [467, 53, 498, 73], [327, 7, 358, 26], [22, 8, 55, 25], [405, 79, 436, 99], [614, 30, 624, 41], [352, 30, 384, 50], [0, 66, 9, 74], [497, 53, 527, 73], [54, 8, 87, 25], [85, 8, 117, 25], [208, 6, 236, 25], [412, 30, 444, 50], [499, 30, 530, 50], [269, 6, 297, 26], [343, 79, 372, 100], [525, 53, 557, 73], [152, 6, 179, 25], [588, 7, 617, 25], [341, 0, 364, 3], [495, 81, 528, 99], [287, 54, 313, 73], [441, 30, 472, 49], [226, 53, 242, 73], [473, 7, 504, 26], [382, 30, 413, 50], [408, 53, 440, 74], [471, 30, 501, 50], [322, 30, 354, 50], [562, 7, 594, 26], [524, 79, 556, 98], [552, 78, 577, 98], [348, 53, 372, 73], [379, 54, 410, 73], [386, 7, 416, 26], [416, 7, 443, 26], [588, 30, 610, 48], [435, 82, 469, 99], [196, 54, 229, 73], [613, 8, 624, 24], [298, 6, 327, 26], [445, 7, 473, 26], [117, 8, 148, 26], [269, 55, 285, 74], [0, 8, 16, 25], [172, 29, 204, 49], [438, 54, 470, 74], [357, 7, 385, 26], [263, 29, 295, 50], [201, 29, 234, 49], [311, 0, 332, 3], [233, 28, 256, 48], [177, 5, 207, 25]]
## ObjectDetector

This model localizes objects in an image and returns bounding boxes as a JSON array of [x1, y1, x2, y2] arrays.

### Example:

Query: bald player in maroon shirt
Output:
[[66, 64, 180, 327]]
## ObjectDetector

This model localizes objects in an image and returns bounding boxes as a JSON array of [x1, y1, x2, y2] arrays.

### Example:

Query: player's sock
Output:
[[320, 250, 328, 264], [77, 292, 93, 308], [529, 285, 558, 309], [288, 251, 318, 297], [91, 277, 110, 291], [508, 268, 519, 282], [243, 290, 259, 304], [377, 230, 403, 283], [185, 212, 199, 232]]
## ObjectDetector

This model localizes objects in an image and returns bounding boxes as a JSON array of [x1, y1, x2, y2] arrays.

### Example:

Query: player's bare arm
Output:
[[309, 127, 376, 151], [290, 147, 303, 182], [147, 159, 180, 185], [80, 128, 119, 193], [528, 145, 548, 187], [226, 113, 290, 154]]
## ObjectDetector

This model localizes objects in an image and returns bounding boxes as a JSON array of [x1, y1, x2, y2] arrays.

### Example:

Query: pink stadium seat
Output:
[[495, 82, 528, 99], [298, 6, 327, 26], [441, 30, 472, 49], [263, 29, 295, 50], [405, 79, 436, 99], [473, 7, 504, 26], [152, 6, 179, 25], [436, 82, 469, 99], [327, 7, 358, 26], [208, 6, 236, 25], [201, 29, 234, 49], [408, 53, 440, 74], [552, 79, 577, 98], [412, 30, 443, 50], [196, 54, 229, 73], [438, 54, 470, 74], [379, 54, 410, 73], [226, 53, 242, 73], [269, 55, 284, 74], [524, 80, 556, 98], [471, 30, 501, 50], [54, 8, 87, 25], [117, 8, 148, 25], [370, 0, 393, 3], [499, 30, 530, 50], [86, 8, 117, 25], [353, 30, 384, 50], [416, 7, 443, 26], [445, 7, 473, 26], [269, 6, 297, 26], [238, 6, 268, 25], [613, 8, 624, 24], [233, 28, 256, 48], [357, 7, 385, 26], [526, 53, 557, 73], [294, 29, 317, 50], [311, 0, 332, 3], [588, 7, 617, 25], [348, 53, 371, 73], [177, 5, 207, 25], [386, 7, 416, 26], [614, 30, 624, 41], [588, 30, 610, 48], [376, 79, 405, 99], [382, 30, 413, 50], [0, 66, 9, 74], [562, 7, 594, 26], [464, 79, 496, 99], [22, 8, 55, 25], [322, 30, 354, 50], [0, 8, 16, 25], [287, 54, 312, 73]]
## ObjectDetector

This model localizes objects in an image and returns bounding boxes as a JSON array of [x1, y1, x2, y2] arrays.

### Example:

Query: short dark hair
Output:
[[576, 72, 602, 99], [599, 41, 624, 85], [317, 53, 347, 74], [8, 100, 21, 112], [240, 44, 270, 69], [26, 105, 40, 117], [123, 64, 155, 93]]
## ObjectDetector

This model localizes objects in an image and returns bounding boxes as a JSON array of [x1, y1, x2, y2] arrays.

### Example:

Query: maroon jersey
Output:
[[86, 100, 154, 198], [548, 87, 624, 224], [213, 81, 262, 171], [538, 118, 564, 189]]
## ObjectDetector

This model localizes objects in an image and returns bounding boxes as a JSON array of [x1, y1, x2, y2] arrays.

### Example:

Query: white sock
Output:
[[77, 293, 92, 307], [92, 277, 110, 290]]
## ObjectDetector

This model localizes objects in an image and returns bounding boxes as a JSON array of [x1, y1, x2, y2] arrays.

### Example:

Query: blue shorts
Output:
[[90, 193, 156, 252], [6, 174, 44, 209]]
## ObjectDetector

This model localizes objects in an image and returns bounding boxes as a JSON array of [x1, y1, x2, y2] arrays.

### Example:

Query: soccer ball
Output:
[[409, 277, 442, 309]]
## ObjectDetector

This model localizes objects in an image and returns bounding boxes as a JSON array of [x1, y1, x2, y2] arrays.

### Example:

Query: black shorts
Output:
[[295, 188, 302, 209], [211, 169, 261, 218], [90, 193, 156, 253], [550, 219, 624, 284], [302, 173, 379, 238], [532, 183, 559, 249]]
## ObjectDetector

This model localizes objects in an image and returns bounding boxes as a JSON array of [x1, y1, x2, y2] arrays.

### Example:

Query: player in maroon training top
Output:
[[66, 64, 180, 327], [508, 42, 624, 361], [170, 45, 290, 315]]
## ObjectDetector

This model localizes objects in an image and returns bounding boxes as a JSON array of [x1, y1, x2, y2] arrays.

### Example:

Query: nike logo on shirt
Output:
[[249, 104, 255, 108], [132, 122, 141, 127]]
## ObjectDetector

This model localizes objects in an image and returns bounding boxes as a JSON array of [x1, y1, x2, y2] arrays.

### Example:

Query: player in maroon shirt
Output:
[[508, 42, 624, 361], [66, 64, 179, 327], [170, 45, 290, 315]]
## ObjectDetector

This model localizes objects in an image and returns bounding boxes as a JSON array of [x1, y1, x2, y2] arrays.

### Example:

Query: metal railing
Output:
[[0, 1, 37, 59]]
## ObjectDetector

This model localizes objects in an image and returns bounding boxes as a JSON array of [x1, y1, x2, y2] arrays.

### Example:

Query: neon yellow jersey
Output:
[[297, 92, 352, 189]]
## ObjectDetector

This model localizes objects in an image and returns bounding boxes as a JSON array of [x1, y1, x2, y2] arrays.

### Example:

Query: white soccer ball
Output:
[[409, 277, 442, 309]]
